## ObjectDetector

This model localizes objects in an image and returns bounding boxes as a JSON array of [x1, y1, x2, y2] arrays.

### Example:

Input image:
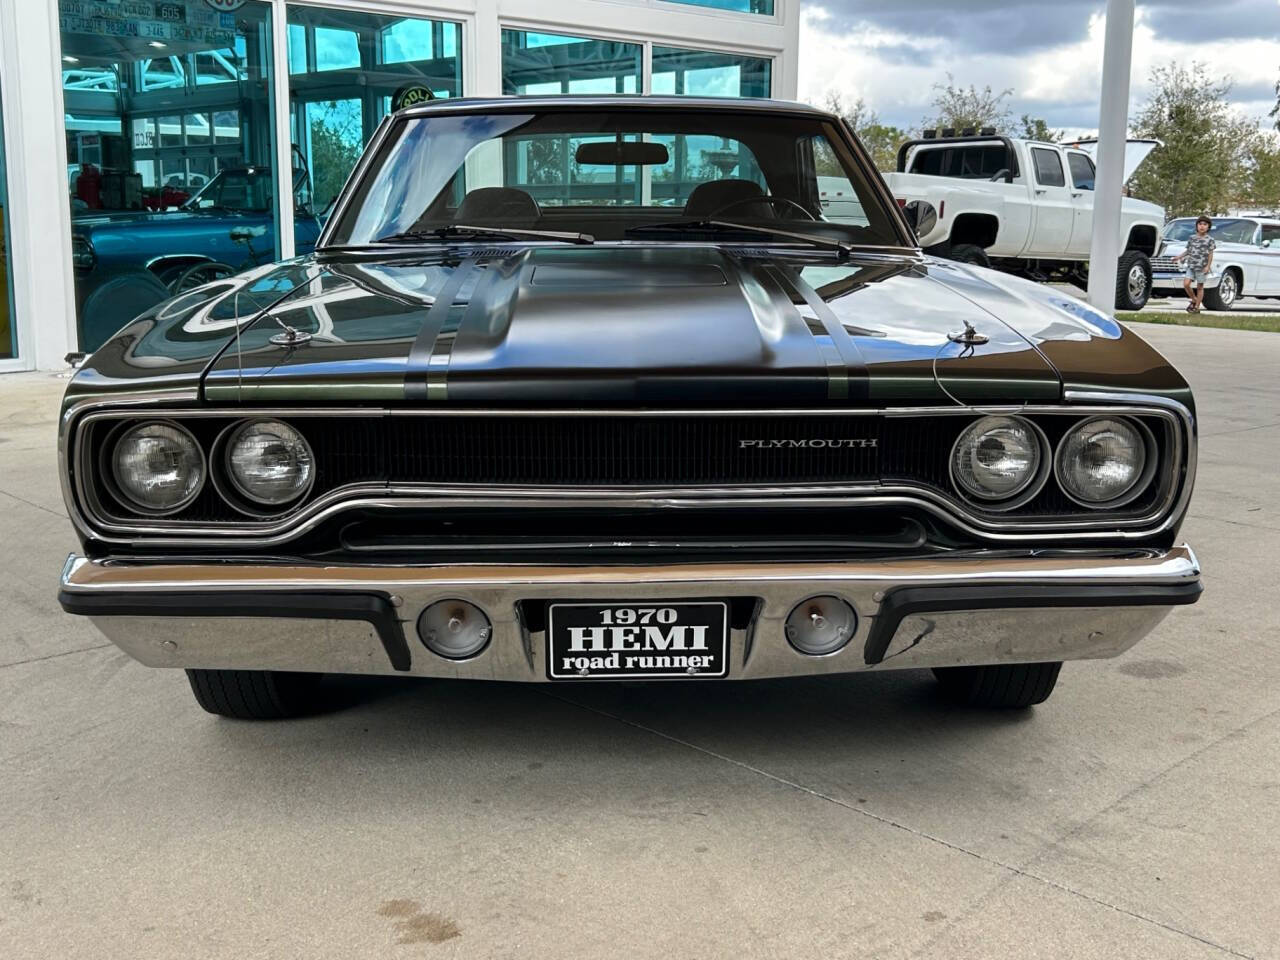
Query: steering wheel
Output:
[[708, 195, 817, 220], [989, 169, 1010, 182]]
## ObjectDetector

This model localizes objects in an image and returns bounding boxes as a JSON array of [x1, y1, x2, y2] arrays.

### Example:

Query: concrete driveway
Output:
[[2, 324, 1276, 960]]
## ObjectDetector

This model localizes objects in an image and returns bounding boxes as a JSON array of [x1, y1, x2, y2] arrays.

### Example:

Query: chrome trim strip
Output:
[[62, 397, 1194, 547]]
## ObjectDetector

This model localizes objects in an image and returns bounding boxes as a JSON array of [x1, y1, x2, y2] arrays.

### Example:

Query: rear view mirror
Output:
[[574, 141, 670, 166]]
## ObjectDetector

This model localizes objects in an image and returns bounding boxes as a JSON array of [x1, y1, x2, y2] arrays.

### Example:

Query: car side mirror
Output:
[[902, 200, 938, 238], [1264, 239, 1273, 248]]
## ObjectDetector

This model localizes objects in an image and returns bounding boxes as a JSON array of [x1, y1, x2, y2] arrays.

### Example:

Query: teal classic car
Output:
[[71, 164, 323, 351]]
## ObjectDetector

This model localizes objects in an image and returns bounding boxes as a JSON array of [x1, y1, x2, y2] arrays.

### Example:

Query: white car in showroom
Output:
[[1151, 216, 1280, 310]]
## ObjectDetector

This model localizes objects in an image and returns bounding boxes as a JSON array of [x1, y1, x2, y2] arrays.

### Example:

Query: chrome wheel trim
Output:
[[1219, 271, 1237, 305], [1127, 263, 1148, 301]]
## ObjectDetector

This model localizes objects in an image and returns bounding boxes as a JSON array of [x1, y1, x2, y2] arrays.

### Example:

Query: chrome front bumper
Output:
[[1151, 270, 1221, 290], [59, 547, 1201, 681]]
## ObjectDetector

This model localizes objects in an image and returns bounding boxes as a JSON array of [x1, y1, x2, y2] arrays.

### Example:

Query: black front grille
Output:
[[77, 410, 1177, 534], [386, 415, 883, 485]]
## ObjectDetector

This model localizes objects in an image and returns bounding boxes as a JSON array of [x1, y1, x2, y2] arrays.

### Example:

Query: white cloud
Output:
[[799, 2, 1280, 135]]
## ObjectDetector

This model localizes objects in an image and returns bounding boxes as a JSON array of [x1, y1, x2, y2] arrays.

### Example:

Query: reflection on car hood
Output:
[[69, 246, 1191, 410]]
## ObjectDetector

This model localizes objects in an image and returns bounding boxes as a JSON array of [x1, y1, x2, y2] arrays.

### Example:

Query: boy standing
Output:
[[1174, 216, 1215, 313]]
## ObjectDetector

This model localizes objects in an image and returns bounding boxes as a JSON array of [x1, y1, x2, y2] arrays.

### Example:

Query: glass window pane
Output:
[[288, 24, 308, 74], [382, 19, 434, 63], [315, 27, 360, 71], [185, 113, 211, 146], [663, 0, 775, 13], [213, 110, 240, 144], [58, 0, 280, 351], [287, 5, 463, 219], [501, 30, 641, 96], [652, 46, 772, 98], [157, 115, 183, 149]]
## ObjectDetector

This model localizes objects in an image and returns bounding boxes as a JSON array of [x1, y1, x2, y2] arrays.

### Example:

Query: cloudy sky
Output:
[[798, 0, 1280, 137]]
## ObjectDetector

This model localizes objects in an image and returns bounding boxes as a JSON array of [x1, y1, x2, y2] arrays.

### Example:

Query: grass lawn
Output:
[[1117, 311, 1280, 333]]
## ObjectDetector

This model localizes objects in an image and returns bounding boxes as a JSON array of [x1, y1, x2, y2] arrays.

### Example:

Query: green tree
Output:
[[923, 75, 1013, 133], [1244, 133, 1280, 211], [822, 92, 913, 170], [1128, 62, 1257, 218], [1017, 114, 1061, 143], [306, 101, 363, 209]]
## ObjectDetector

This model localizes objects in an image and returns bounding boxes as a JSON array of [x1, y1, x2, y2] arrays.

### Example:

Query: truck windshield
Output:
[[325, 107, 904, 249]]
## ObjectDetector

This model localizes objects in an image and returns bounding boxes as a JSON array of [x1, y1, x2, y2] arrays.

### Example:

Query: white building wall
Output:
[[0, 0, 798, 370]]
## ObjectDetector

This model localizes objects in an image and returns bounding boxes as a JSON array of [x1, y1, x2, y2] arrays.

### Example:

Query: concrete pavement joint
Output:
[[542, 690, 1256, 960], [0, 486, 68, 520], [1187, 512, 1280, 535], [924, 701, 1280, 960], [0, 642, 114, 672], [1200, 420, 1280, 439]]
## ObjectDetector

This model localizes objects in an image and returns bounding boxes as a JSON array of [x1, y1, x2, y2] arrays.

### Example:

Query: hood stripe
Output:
[[405, 257, 477, 401], [768, 265, 871, 403]]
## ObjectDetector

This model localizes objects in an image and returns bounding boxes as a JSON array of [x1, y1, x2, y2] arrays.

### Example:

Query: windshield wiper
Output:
[[626, 219, 852, 258], [375, 224, 594, 245]]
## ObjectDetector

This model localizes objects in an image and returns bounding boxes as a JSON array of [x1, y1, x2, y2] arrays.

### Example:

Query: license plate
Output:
[[547, 602, 729, 680]]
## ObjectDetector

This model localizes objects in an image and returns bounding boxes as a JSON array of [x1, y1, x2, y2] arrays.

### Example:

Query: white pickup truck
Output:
[[881, 135, 1164, 310]]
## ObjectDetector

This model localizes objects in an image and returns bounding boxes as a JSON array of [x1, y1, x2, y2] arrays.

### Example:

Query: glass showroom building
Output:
[[0, 0, 797, 371]]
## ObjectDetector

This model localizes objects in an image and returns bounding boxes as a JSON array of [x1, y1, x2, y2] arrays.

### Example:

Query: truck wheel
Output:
[[932, 662, 1062, 708], [186, 669, 323, 720], [948, 243, 991, 268], [1114, 250, 1152, 310], [1201, 268, 1239, 311]]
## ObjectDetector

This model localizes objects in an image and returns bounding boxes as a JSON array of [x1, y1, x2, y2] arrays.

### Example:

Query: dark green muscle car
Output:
[[56, 97, 1201, 719]]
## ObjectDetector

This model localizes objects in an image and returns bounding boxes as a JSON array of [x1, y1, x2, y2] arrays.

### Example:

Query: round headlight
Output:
[[111, 421, 205, 513], [950, 416, 1043, 502], [225, 420, 314, 506], [1056, 417, 1149, 506]]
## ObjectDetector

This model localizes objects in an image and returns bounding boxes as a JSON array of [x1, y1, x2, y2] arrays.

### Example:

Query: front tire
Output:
[[947, 243, 991, 268], [1202, 269, 1239, 311], [932, 662, 1062, 708], [1114, 250, 1152, 311], [186, 669, 323, 719]]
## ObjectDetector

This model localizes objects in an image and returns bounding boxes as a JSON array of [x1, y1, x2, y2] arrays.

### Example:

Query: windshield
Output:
[[184, 169, 275, 212], [327, 107, 903, 248], [1162, 218, 1258, 245]]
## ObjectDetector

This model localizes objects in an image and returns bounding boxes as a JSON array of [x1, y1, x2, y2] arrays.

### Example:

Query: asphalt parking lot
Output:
[[2, 323, 1276, 960]]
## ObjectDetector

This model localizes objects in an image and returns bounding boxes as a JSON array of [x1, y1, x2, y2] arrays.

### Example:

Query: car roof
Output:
[[395, 95, 835, 122]]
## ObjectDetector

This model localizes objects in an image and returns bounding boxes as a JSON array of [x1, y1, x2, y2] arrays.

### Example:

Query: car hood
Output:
[[70, 246, 1190, 410]]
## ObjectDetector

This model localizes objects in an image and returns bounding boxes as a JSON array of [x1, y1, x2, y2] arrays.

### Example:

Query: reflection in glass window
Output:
[[663, 0, 775, 13], [315, 27, 360, 71], [652, 47, 771, 98], [501, 30, 641, 95], [330, 108, 901, 249], [286, 6, 463, 213], [58, 0, 282, 351]]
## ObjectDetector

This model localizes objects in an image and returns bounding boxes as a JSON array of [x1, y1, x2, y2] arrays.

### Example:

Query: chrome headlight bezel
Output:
[[220, 418, 316, 510], [1054, 416, 1157, 509], [948, 415, 1051, 511], [106, 419, 206, 515]]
